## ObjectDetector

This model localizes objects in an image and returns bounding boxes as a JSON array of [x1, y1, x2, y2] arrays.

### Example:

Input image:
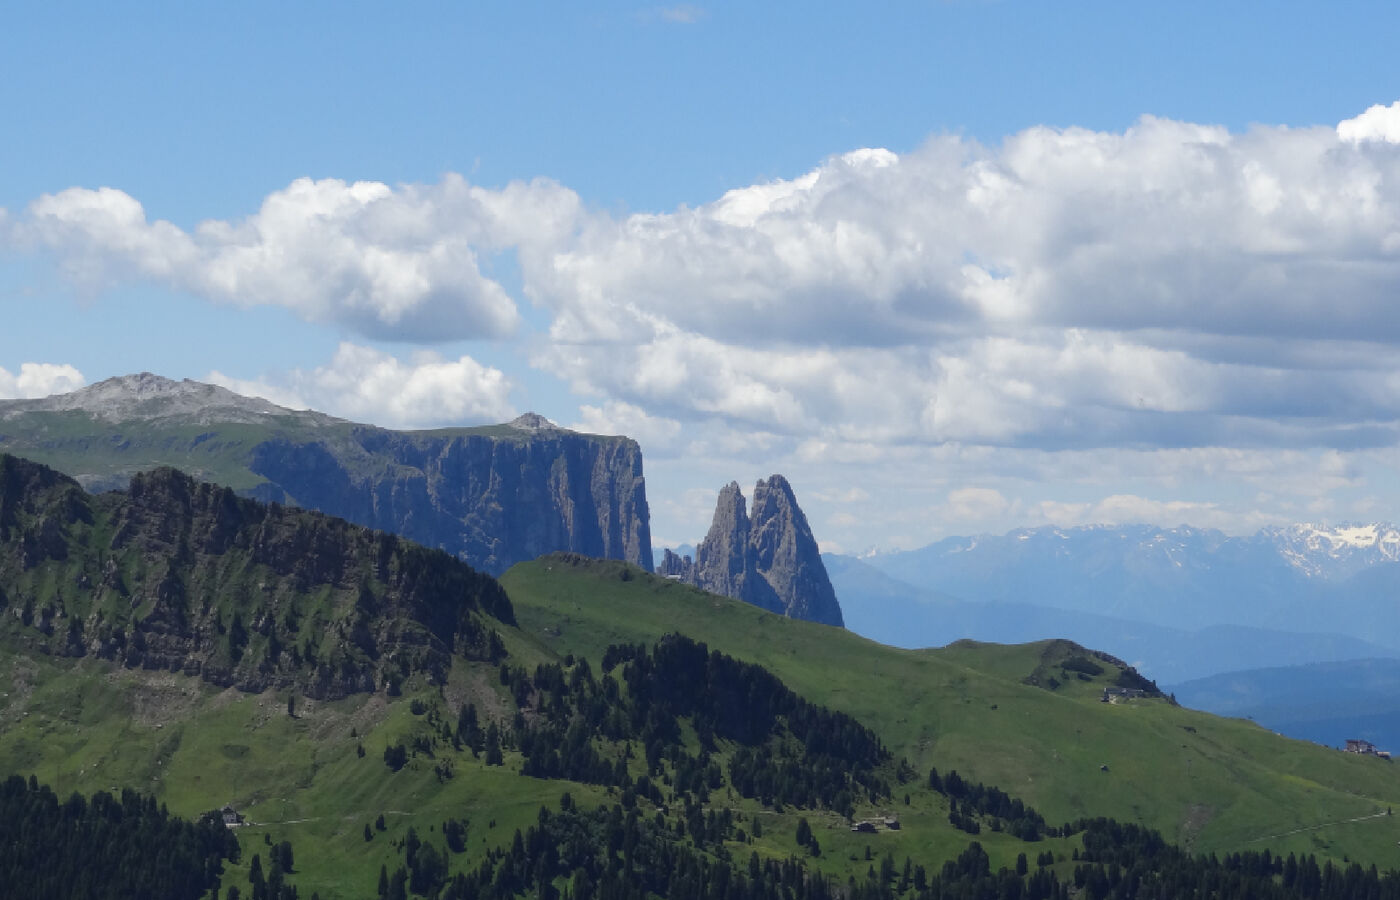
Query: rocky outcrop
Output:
[[0, 454, 514, 699], [0, 376, 654, 575], [247, 416, 653, 575], [659, 476, 843, 627]]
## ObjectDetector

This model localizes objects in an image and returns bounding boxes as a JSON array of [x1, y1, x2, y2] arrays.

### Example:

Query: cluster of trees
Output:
[[363, 796, 1400, 900], [928, 768, 1049, 841], [389, 797, 845, 900], [0, 775, 239, 900], [1067, 817, 1400, 900], [404, 635, 896, 818], [239, 845, 298, 900]]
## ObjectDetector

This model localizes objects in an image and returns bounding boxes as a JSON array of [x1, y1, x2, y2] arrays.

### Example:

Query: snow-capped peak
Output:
[[1266, 522, 1400, 577]]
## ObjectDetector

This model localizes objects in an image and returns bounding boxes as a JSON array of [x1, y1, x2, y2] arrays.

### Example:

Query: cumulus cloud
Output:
[[1338, 101, 1400, 143], [522, 106, 1400, 453], [0, 362, 86, 399], [13, 175, 582, 341], [944, 487, 1011, 522], [208, 342, 515, 428], [568, 400, 683, 454], [527, 124, 1400, 350], [1026, 495, 1255, 532], [16, 101, 1400, 543]]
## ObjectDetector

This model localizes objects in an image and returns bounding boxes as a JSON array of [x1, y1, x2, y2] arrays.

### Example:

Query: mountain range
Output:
[[0, 374, 848, 630], [0, 373, 653, 577], [861, 522, 1400, 638], [7, 392, 1400, 895], [1170, 658, 1400, 752], [824, 522, 1400, 749]]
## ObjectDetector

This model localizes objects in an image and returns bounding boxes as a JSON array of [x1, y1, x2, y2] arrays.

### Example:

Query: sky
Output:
[[5, 1, 1400, 553]]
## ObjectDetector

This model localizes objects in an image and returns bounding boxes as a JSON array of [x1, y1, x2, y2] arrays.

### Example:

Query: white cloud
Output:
[[568, 400, 683, 454], [208, 342, 515, 428], [1025, 494, 1257, 532], [1338, 101, 1400, 143], [15, 102, 1400, 547], [586, 118, 1398, 352], [521, 106, 1400, 453], [945, 487, 1011, 522], [14, 174, 582, 342], [0, 362, 86, 399]]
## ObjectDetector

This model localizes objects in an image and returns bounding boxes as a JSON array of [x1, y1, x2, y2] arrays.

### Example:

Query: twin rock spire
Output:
[[658, 475, 844, 627]]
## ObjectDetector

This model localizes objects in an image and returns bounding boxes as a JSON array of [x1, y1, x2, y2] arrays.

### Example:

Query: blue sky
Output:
[[5, 1, 1400, 552]]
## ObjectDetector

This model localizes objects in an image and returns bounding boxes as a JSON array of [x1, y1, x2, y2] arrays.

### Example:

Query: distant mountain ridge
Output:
[[863, 522, 1400, 641], [0, 372, 339, 427], [1168, 658, 1400, 753], [0, 374, 654, 575], [1262, 522, 1400, 577], [890, 521, 1400, 582], [825, 553, 1398, 683]]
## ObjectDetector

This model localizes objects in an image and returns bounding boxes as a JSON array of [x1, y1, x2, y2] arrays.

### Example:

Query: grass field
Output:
[[502, 555, 1400, 868], [4, 551, 1400, 897]]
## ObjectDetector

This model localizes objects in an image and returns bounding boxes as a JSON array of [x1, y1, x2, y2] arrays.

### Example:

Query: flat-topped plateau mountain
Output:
[[0, 373, 653, 575]]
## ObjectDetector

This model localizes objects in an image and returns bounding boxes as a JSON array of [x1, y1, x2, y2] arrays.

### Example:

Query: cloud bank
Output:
[[12, 175, 581, 341], [10, 104, 1400, 541], [208, 342, 515, 429], [0, 363, 86, 399]]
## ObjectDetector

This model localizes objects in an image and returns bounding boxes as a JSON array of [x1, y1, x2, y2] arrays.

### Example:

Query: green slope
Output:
[[501, 554, 1400, 867], [8, 503, 1400, 895], [0, 629, 1085, 898]]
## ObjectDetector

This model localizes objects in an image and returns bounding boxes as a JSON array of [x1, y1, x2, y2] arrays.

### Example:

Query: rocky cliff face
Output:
[[659, 476, 843, 626], [247, 415, 653, 575], [0, 454, 514, 699], [0, 376, 654, 575]]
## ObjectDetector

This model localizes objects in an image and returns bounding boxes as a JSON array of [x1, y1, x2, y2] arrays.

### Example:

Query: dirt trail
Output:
[[1246, 811, 1391, 844]]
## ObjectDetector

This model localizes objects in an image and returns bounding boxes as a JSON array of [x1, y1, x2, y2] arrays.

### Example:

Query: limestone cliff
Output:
[[0, 375, 654, 575], [659, 475, 843, 626]]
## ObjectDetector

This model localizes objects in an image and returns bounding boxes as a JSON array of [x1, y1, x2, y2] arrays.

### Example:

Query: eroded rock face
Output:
[[659, 476, 843, 627], [0, 376, 655, 576], [248, 424, 654, 576]]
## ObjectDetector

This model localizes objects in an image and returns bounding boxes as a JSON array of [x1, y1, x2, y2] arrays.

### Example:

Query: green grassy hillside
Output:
[[0, 628, 1082, 898], [7, 529, 1400, 896], [502, 554, 1400, 866]]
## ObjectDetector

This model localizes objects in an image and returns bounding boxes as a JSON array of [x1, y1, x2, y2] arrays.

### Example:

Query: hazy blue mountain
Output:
[[1168, 659, 1400, 752], [826, 553, 1400, 683], [862, 523, 1400, 646]]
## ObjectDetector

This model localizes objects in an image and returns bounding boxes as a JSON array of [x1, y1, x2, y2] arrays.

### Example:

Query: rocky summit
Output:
[[0, 375, 653, 576], [659, 475, 843, 626]]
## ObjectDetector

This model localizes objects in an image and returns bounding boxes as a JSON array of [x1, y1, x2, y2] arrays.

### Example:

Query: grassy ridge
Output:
[[501, 554, 1400, 865], [0, 629, 1069, 897], [5, 547, 1400, 897], [0, 406, 633, 494]]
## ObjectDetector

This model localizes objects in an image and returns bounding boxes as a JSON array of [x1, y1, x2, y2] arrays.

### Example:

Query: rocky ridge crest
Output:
[[0, 454, 514, 698], [0, 375, 654, 575], [659, 475, 843, 626]]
